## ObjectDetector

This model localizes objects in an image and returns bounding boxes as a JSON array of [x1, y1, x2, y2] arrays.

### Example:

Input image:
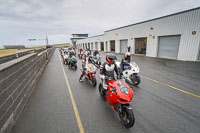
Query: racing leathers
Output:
[[100, 62, 119, 89], [79, 54, 89, 81]]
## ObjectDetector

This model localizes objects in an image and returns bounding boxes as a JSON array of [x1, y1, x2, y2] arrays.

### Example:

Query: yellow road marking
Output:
[[58, 52, 85, 133], [141, 75, 200, 99]]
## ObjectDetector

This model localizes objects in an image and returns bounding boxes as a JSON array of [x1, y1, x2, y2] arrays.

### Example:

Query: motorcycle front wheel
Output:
[[131, 74, 141, 85], [120, 107, 135, 128]]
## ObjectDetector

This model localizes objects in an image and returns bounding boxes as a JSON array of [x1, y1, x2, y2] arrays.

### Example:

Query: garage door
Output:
[[158, 36, 181, 59], [91, 43, 93, 50], [95, 42, 98, 50], [120, 40, 128, 53]]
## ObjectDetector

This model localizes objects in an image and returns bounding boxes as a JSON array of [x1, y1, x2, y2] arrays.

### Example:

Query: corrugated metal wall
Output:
[[77, 8, 200, 61]]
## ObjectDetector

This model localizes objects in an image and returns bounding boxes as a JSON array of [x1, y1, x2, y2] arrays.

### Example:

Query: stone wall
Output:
[[0, 48, 55, 133]]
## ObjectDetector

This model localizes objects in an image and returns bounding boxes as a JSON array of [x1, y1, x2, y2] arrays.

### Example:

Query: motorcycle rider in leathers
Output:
[[120, 46, 131, 71], [79, 50, 90, 81], [93, 50, 99, 57], [100, 53, 119, 89], [120, 52, 131, 71]]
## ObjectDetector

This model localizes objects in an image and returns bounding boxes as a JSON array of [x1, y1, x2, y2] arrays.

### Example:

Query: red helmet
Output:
[[106, 53, 117, 64]]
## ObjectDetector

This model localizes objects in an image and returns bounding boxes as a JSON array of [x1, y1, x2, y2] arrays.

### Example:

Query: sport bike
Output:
[[80, 64, 97, 87], [99, 76, 135, 128], [68, 55, 77, 70], [116, 61, 140, 85]]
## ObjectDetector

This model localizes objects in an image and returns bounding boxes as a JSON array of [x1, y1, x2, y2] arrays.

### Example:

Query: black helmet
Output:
[[106, 53, 117, 64]]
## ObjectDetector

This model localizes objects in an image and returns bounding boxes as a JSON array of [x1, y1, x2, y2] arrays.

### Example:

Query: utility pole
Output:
[[46, 36, 49, 46]]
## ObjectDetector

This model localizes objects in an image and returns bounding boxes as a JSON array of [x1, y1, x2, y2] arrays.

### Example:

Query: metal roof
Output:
[[71, 34, 88, 35], [77, 34, 104, 41], [105, 7, 200, 32]]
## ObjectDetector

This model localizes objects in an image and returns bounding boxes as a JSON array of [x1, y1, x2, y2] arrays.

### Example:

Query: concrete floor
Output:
[[12, 49, 200, 133]]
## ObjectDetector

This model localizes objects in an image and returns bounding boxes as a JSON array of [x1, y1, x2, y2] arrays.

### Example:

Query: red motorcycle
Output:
[[80, 64, 97, 87], [99, 76, 135, 128]]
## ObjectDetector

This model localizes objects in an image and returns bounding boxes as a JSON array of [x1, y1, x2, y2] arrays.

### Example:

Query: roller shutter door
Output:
[[91, 43, 93, 50], [120, 40, 128, 53], [95, 42, 98, 50], [158, 36, 180, 59]]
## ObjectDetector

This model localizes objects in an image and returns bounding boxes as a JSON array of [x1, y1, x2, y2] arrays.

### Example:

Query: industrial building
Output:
[[71, 34, 88, 47], [77, 7, 200, 61]]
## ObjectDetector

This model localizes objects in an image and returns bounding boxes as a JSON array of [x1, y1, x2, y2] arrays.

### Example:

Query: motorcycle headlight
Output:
[[120, 87, 129, 95]]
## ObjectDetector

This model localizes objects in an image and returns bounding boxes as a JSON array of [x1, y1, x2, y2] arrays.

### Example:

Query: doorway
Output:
[[110, 40, 115, 51], [135, 38, 147, 55], [101, 42, 104, 51]]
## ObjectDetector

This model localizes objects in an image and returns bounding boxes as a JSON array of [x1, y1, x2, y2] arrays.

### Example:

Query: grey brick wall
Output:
[[0, 47, 55, 133]]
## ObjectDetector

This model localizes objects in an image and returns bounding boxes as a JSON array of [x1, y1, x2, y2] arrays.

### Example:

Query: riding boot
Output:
[[79, 71, 85, 82]]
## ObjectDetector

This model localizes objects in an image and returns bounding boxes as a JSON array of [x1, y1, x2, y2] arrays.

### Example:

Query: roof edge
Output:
[[77, 34, 104, 41], [105, 7, 200, 32]]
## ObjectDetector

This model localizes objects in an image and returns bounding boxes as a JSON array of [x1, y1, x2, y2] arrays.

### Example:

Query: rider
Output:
[[79, 48, 83, 54], [86, 48, 91, 55], [120, 46, 131, 71], [93, 50, 99, 57], [69, 49, 75, 58], [100, 53, 119, 89], [79, 50, 90, 81]]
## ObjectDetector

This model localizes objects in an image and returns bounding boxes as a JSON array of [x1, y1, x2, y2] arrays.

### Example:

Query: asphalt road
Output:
[[12, 49, 200, 133]]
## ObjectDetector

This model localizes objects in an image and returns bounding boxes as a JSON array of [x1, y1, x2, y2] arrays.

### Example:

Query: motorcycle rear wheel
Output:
[[120, 107, 135, 128]]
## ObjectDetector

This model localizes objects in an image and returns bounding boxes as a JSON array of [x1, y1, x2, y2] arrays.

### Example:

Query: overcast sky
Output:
[[0, 0, 199, 48]]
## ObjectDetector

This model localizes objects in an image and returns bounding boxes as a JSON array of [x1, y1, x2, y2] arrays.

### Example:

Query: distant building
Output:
[[3, 45, 25, 49], [70, 34, 88, 47]]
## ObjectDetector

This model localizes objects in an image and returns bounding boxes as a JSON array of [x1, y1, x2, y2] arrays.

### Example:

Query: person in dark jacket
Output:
[[100, 53, 119, 89], [93, 50, 99, 56]]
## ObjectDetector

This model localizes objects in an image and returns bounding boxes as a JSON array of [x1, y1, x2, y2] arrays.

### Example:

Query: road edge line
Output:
[[58, 52, 85, 133]]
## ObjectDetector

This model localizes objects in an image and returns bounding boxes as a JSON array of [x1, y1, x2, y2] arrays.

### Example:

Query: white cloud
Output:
[[0, 0, 199, 48]]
